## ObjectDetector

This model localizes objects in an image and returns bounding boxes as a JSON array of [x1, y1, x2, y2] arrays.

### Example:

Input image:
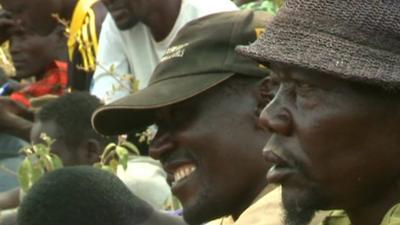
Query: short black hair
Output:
[[17, 166, 155, 225], [37, 92, 113, 150]]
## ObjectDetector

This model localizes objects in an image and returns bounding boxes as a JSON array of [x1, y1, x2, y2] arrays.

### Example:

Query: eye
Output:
[[295, 81, 316, 94]]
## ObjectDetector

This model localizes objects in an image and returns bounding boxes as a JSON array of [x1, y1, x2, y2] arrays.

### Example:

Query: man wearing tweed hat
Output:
[[238, 0, 400, 225]]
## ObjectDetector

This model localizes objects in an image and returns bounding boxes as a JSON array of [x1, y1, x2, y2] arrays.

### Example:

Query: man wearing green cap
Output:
[[238, 0, 400, 225], [92, 11, 285, 225]]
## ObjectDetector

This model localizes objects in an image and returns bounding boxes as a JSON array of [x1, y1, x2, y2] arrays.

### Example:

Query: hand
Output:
[[0, 105, 32, 141], [0, 97, 33, 121], [0, 10, 17, 44]]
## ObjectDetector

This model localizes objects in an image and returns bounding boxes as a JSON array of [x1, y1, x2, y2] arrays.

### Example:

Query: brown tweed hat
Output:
[[237, 0, 400, 89], [92, 11, 271, 136]]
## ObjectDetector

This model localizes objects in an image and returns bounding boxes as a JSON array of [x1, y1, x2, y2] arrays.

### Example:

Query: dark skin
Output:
[[150, 77, 272, 224], [0, 24, 67, 139], [101, 0, 182, 41], [30, 119, 103, 166], [10, 25, 67, 80], [0, 118, 104, 216], [0, 104, 31, 141], [260, 63, 400, 225], [0, 0, 77, 37]]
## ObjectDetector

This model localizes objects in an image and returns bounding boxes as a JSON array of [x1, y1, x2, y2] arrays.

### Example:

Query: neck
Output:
[[59, 0, 79, 21], [231, 181, 269, 220], [145, 0, 182, 42], [347, 182, 400, 225]]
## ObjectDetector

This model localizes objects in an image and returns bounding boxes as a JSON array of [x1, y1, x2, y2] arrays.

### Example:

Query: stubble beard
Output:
[[282, 184, 331, 225]]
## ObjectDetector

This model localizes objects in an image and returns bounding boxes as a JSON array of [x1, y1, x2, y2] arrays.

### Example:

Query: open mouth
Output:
[[171, 164, 197, 187], [163, 159, 198, 192], [263, 148, 295, 184]]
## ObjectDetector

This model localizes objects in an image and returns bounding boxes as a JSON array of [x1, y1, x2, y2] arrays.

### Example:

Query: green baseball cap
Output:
[[92, 10, 272, 136]]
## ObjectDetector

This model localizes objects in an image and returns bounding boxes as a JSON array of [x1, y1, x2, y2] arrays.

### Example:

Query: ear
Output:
[[79, 138, 103, 165], [254, 77, 275, 116]]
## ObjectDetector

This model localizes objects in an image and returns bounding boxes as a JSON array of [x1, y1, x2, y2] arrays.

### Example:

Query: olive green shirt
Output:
[[320, 204, 400, 225]]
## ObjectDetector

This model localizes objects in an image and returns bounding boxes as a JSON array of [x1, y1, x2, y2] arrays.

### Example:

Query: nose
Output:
[[149, 131, 175, 160], [259, 94, 293, 136]]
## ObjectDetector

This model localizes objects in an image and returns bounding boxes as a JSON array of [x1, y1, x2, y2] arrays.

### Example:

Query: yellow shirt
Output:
[[320, 203, 400, 225], [68, 0, 99, 72], [207, 186, 329, 225]]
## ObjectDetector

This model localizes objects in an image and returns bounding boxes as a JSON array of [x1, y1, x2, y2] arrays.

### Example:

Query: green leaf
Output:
[[18, 158, 32, 192], [109, 159, 119, 173], [120, 141, 140, 156], [116, 147, 128, 171], [51, 154, 63, 169], [101, 143, 116, 161], [31, 164, 45, 184], [34, 144, 49, 156]]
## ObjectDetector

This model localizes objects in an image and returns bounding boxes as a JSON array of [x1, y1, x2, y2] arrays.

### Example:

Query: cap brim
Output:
[[92, 72, 234, 136]]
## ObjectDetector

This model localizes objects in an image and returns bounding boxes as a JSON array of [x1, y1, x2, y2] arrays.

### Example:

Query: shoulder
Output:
[[90, 1, 108, 35]]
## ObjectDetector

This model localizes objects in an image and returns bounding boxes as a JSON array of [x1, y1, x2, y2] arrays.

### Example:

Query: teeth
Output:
[[173, 165, 196, 184]]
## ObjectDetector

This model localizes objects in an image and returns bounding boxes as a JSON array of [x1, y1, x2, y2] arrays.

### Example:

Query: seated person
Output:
[[93, 11, 328, 225], [5, 24, 68, 108], [238, 0, 400, 225], [0, 24, 69, 153], [17, 166, 187, 225], [0, 0, 108, 91], [0, 24, 68, 193], [0, 92, 173, 222]]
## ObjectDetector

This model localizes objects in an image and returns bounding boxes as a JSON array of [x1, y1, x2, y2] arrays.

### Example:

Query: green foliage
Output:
[[18, 133, 136, 192], [93, 139, 137, 173], [18, 133, 63, 192]]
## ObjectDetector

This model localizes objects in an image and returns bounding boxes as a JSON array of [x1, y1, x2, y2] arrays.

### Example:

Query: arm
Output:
[[90, 15, 132, 104], [0, 97, 34, 121], [0, 188, 19, 210], [0, 105, 32, 142]]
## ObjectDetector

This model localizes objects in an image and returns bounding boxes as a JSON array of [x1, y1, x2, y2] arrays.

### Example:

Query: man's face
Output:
[[30, 120, 84, 166], [10, 28, 60, 79], [0, 0, 59, 36], [260, 63, 400, 225], [149, 80, 270, 224], [101, 0, 146, 30]]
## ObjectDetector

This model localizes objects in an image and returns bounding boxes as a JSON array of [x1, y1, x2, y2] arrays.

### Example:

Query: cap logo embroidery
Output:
[[161, 43, 190, 62]]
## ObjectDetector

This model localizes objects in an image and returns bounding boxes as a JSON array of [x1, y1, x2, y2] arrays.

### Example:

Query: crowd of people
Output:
[[0, 0, 399, 225]]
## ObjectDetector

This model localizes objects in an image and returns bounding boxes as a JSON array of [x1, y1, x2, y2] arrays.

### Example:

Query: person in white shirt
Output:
[[91, 0, 238, 104]]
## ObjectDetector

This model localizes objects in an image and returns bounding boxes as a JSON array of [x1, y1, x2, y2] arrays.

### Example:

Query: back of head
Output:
[[17, 166, 155, 225], [37, 92, 112, 150]]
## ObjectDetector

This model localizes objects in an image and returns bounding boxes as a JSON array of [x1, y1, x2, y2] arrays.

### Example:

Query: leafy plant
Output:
[[18, 133, 63, 192], [93, 138, 138, 174], [17, 133, 135, 192]]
